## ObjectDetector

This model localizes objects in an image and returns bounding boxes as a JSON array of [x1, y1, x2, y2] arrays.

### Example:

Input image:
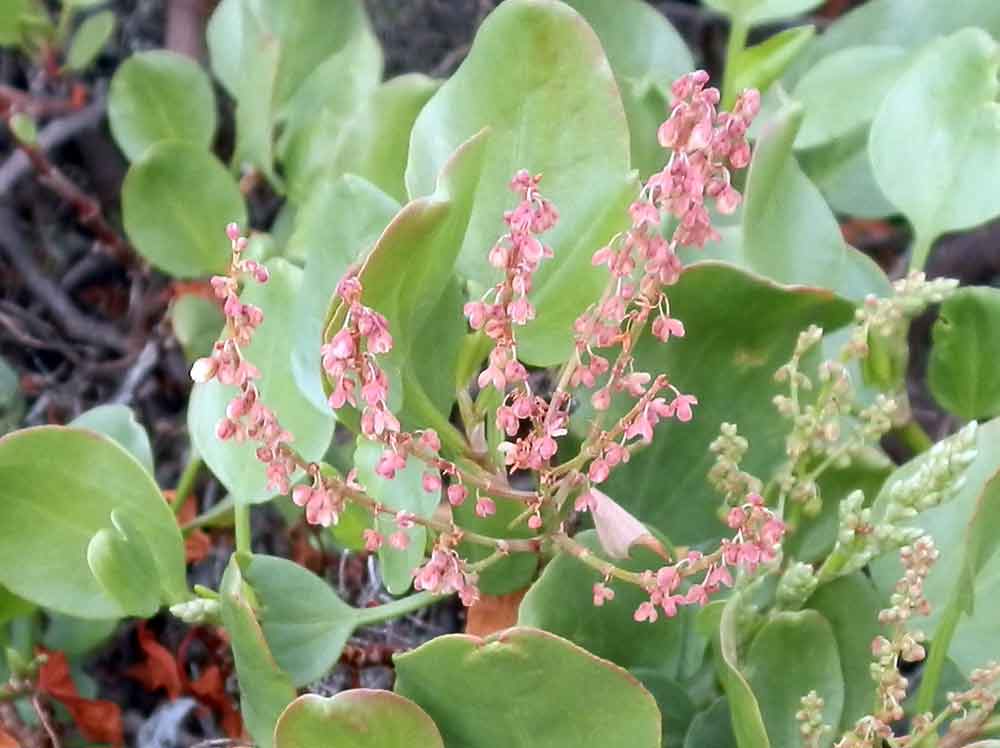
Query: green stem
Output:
[[909, 232, 936, 272], [722, 18, 750, 108], [172, 452, 203, 516], [353, 590, 442, 626], [892, 419, 934, 455], [234, 503, 251, 554], [915, 600, 963, 714]]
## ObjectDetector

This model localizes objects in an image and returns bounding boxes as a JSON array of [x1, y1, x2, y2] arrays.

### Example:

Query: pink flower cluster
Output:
[[190, 224, 296, 494], [632, 493, 784, 623], [465, 169, 558, 392], [412, 535, 480, 606]]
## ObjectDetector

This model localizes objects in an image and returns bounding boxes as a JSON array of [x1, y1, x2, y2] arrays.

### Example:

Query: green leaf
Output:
[[109, 50, 217, 162], [70, 404, 154, 475], [632, 669, 699, 748], [122, 141, 245, 278], [870, 418, 1000, 677], [702, 0, 822, 27], [285, 74, 437, 205], [869, 28, 1000, 267], [405, 0, 635, 367], [274, 691, 444, 748], [741, 102, 890, 302], [786, 0, 1000, 84], [0, 0, 30, 47], [454, 494, 538, 596], [63, 10, 113, 71], [806, 574, 884, 731], [205, 0, 242, 95], [169, 293, 225, 364], [593, 262, 853, 545], [227, 0, 376, 187], [354, 439, 436, 595], [684, 697, 738, 748], [220, 557, 296, 748], [519, 530, 702, 677], [323, 131, 489, 443], [731, 26, 815, 99], [928, 287, 1000, 421], [797, 126, 897, 219], [189, 259, 335, 504], [791, 45, 908, 150], [87, 509, 161, 618], [394, 627, 662, 748], [290, 176, 400, 411], [716, 593, 771, 748], [562, 0, 693, 178], [0, 356, 24, 437], [8, 112, 36, 145], [42, 614, 117, 657], [0, 426, 187, 619], [744, 611, 843, 747], [0, 585, 34, 626], [242, 554, 359, 687], [277, 29, 383, 203]]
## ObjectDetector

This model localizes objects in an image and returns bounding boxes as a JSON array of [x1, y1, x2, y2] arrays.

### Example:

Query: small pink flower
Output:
[[651, 315, 685, 343], [591, 387, 611, 411], [528, 513, 542, 530], [328, 329, 355, 359], [634, 601, 659, 623], [395, 510, 415, 529], [419, 429, 441, 453], [363, 529, 383, 552], [726, 507, 745, 529], [588, 458, 610, 484], [672, 393, 698, 422], [388, 531, 409, 550], [375, 450, 406, 479], [447, 484, 468, 507], [422, 471, 442, 493], [593, 582, 615, 607], [475, 497, 496, 518], [574, 490, 598, 513]]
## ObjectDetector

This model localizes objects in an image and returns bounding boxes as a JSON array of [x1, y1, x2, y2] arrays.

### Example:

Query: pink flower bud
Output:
[[226, 222, 240, 242], [389, 531, 409, 550], [291, 484, 312, 507], [528, 513, 542, 530], [215, 418, 237, 441], [190, 356, 218, 383], [447, 484, 468, 507], [363, 529, 383, 552], [419, 429, 441, 453], [422, 472, 442, 493], [475, 497, 496, 518]]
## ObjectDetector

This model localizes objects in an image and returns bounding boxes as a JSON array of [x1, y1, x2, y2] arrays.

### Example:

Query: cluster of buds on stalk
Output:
[[190, 224, 297, 494], [195, 71, 780, 622]]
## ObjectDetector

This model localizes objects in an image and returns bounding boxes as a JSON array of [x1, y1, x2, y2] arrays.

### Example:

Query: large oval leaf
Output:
[[122, 141, 246, 278], [744, 611, 843, 748], [69, 404, 154, 475], [869, 28, 1000, 266], [0, 427, 186, 618], [702, 0, 822, 26], [928, 287, 1000, 421], [189, 259, 335, 503], [405, 0, 635, 366], [109, 50, 217, 162], [275, 691, 444, 748], [394, 627, 661, 748]]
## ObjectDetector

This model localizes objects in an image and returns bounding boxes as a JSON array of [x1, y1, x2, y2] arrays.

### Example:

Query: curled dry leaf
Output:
[[590, 488, 669, 561]]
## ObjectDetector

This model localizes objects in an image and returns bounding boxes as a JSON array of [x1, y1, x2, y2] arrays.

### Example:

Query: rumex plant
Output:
[[2, 1, 1000, 747]]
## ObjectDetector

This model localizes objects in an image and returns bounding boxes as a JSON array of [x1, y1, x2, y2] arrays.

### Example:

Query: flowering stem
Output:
[[914, 598, 963, 714], [551, 531, 644, 586], [722, 18, 749, 109], [172, 453, 202, 517], [352, 590, 442, 627], [234, 504, 251, 555], [909, 232, 935, 272]]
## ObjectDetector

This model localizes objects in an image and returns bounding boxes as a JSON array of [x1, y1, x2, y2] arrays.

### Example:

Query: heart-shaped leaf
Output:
[[394, 627, 662, 748], [109, 50, 217, 162], [220, 557, 296, 748], [189, 259, 335, 504], [70, 404, 154, 475], [87, 509, 161, 618], [274, 691, 444, 748], [744, 611, 844, 748], [405, 0, 636, 366], [0, 426, 186, 618], [928, 287, 1000, 421], [869, 28, 1000, 267], [122, 141, 246, 278]]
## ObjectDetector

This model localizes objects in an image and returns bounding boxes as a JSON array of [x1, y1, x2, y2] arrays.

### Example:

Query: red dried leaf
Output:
[[37, 649, 123, 747], [465, 590, 526, 637], [188, 665, 242, 738], [125, 622, 183, 699], [0, 726, 18, 748], [164, 490, 213, 564]]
